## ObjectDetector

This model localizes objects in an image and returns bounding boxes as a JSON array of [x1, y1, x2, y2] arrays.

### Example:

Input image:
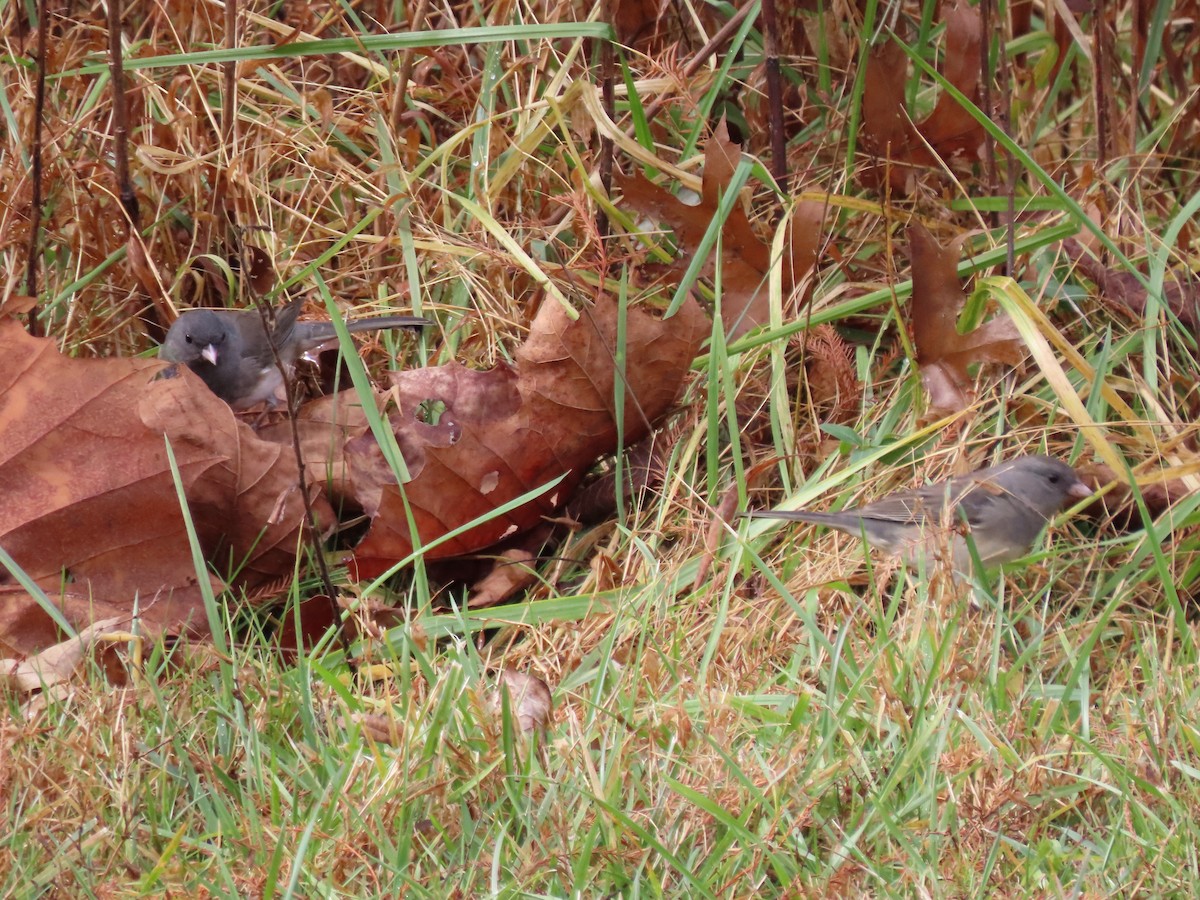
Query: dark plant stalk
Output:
[[1094, 0, 1111, 171], [22, 0, 48, 337], [597, 32, 615, 237], [107, 0, 139, 228], [979, 0, 997, 232], [759, 0, 788, 195]]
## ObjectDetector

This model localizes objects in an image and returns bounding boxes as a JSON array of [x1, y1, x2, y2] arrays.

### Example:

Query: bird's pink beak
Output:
[[1068, 481, 1093, 501], [201, 344, 219, 366]]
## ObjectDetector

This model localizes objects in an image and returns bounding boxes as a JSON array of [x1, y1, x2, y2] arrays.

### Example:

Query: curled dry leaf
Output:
[[1064, 239, 1200, 330], [563, 430, 675, 525], [694, 482, 742, 592], [920, 0, 986, 158], [614, 0, 666, 49], [346, 712, 404, 746], [345, 292, 708, 578], [907, 222, 1024, 416], [862, 41, 936, 190], [616, 118, 825, 339], [0, 588, 94, 657], [272, 594, 341, 664], [0, 319, 332, 652], [0, 294, 37, 316], [125, 233, 173, 323], [468, 548, 539, 609], [239, 245, 277, 296], [1, 616, 123, 693], [488, 669, 553, 733]]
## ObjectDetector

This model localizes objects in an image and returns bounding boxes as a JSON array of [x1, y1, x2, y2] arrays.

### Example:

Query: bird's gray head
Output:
[[992, 455, 1092, 518], [161, 309, 232, 368]]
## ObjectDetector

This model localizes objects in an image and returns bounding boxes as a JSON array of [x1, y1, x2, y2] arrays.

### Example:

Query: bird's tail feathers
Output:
[[741, 509, 842, 525], [343, 315, 432, 334]]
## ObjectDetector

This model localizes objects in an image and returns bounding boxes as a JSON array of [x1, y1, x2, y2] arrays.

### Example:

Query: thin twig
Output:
[[391, 0, 430, 133], [634, 2, 757, 131], [210, 0, 237, 246], [222, 0, 236, 147], [254, 299, 357, 668]]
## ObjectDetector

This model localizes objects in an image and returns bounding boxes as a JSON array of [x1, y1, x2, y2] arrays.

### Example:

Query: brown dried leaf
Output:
[[1065, 239, 1200, 329], [860, 1, 986, 193], [563, 430, 676, 524], [273, 594, 341, 664], [1, 617, 123, 693], [1078, 463, 1189, 531], [614, 0, 662, 47], [126, 233, 174, 323], [616, 119, 825, 338], [346, 293, 708, 578], [861, 41, 933, 193], [0, 295, 37, 317], [921, 0, 986, 158], [694, 483, 740, 592], [487, 669, 553, 733], [348, 712, 404, 746], [0, 320, 332, 652], [468, 548, 539, 608], [908, 223, 1024, 416], [240, 246, 276, 296]]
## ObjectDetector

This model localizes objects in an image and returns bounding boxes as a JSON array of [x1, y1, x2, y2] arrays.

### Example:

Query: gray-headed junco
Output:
[[744, 455, 1092, 572], [160, 299, 431, 410]]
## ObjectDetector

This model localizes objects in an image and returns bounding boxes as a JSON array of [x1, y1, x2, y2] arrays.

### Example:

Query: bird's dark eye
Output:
[[185, 334, 193, 344], [1048, 473, 1060, 483]]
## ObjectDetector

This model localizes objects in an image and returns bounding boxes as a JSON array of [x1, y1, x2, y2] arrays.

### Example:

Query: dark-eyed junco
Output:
[[744, 455, 1092, 572], [160, 299, 431, 410]]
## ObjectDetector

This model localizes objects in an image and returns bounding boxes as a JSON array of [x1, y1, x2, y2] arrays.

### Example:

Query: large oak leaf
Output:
[[0, 320, 330, 652], [861, 0, 985, 193], [346, 294, 709, 578], [908, 222, 1024, 416], [616, 119, 823, 339]]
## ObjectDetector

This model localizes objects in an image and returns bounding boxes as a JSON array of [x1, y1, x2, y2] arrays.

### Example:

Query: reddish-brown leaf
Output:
[[487, 669, 553, 733], [861, 41, 934, 192], [907, 223, 1024, 416], [468, 548, 539, 608], [1065, 239, 1200, 329], [921, 0, 986, 158], [0, 320, 331, 652], [860, 0, 986, 193], [240, 246, 276, 296], [347, 294, 708, 578], [1, 617, 123, 693], [616, 119, 824, 338], [0, 295, 37, 316], [1077, 462, 1186, 532]]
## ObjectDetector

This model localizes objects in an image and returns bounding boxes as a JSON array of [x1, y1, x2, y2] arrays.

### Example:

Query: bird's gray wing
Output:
[[851, 477, 967, 524], [262, 298, 305, 365]]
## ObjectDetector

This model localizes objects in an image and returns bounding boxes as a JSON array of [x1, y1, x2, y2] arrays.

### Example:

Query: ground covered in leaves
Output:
[[4, 0, 1200, 895]]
